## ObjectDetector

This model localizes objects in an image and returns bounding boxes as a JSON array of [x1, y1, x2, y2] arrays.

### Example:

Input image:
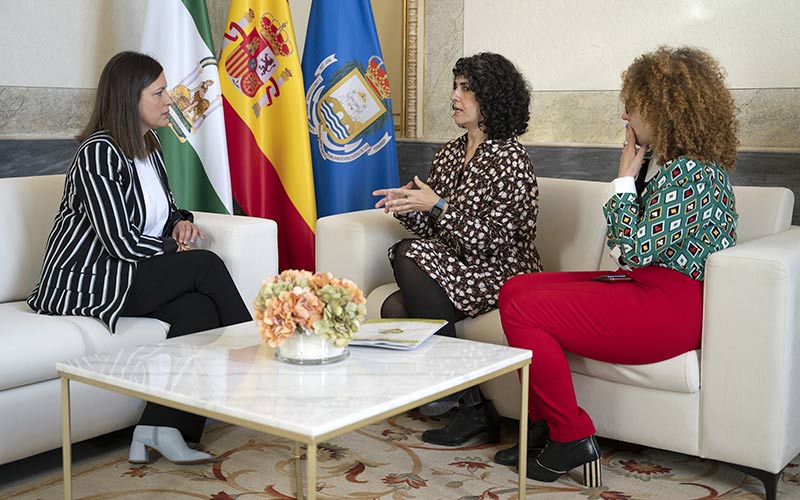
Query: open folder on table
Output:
[[350, 318, 448, 350]]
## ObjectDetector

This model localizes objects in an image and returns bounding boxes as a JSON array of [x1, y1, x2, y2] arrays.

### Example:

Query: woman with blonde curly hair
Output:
[[493, 46, 739, 487]]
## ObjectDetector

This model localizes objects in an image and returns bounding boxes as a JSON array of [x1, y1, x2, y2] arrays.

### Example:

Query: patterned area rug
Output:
[[5, 410, 800, 500]]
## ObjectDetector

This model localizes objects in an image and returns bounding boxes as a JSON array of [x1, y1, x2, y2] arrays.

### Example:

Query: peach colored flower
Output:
[[290, 286, 324, 329], [309, 272, 333, 289], [259, 295, 297, 347], [254, 270, 366, 347]]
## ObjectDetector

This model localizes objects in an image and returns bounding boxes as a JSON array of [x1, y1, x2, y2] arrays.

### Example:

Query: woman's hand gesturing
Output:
[[372, 176, 441, 215]]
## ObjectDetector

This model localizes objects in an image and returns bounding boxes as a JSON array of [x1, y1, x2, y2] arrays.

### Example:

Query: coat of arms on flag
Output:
[[221, 0, 316, 270], [222, 8, 295, 117], [301, 0, 399, 218], [166, 57, 223, 143], [141, 0, 233, 214], [307, 55, 393, 162]]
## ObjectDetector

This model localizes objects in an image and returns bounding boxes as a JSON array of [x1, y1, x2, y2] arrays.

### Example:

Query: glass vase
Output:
[[275, 328, 349, 365]]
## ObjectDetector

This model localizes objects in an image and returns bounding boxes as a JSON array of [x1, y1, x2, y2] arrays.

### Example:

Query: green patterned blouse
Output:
[[603, 156, 738, 281]]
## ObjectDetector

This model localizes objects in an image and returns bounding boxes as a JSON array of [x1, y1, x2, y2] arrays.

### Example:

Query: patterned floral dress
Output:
[[391, 134, 542, 317]]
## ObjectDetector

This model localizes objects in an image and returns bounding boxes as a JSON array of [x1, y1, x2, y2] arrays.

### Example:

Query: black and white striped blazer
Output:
[[27, 130, 191, 332]]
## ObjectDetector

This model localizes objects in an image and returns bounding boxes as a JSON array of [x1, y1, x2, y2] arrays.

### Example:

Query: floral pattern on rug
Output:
[[5, 411, 800, 499]]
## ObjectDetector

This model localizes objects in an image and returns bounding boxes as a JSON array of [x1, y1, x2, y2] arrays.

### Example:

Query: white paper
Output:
[[350, 318, 448, 350]]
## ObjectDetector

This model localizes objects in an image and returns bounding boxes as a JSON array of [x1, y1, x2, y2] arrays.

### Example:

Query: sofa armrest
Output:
[[700, 226, 800, 472], [192, 212, 278, 307], [316, 209, 413, 293]]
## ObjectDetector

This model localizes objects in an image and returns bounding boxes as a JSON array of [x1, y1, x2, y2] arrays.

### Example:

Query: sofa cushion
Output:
[[366, 283, 401, 319], [61, 315, 169, 355], [566, 350, 700, 394], [0, 175, 65, 303], [0, 302, 87, 391], [536, 177, 610, 272], [369, 287, 702, 394], [456, 308, 701, 394], [0, 302, 170, 392], [732, 185, 793, 243]]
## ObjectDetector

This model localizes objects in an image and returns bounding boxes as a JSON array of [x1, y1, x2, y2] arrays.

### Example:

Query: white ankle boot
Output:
[[129, 425, 215, 464]]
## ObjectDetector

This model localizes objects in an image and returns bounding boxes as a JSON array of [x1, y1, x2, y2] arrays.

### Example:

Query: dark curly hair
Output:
[[452, 53, 530, 139], [621, 46, 739, 170]]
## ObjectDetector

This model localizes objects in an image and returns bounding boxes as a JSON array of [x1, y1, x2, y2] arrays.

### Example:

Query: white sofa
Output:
[[0, 174, 277, 466], [316, 176, 800, 499]]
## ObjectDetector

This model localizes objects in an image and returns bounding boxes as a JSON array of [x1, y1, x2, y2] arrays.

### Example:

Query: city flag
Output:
[[302, 0, 400, 217], [220, 0, 316, 271], [141, 0, 233, 214]]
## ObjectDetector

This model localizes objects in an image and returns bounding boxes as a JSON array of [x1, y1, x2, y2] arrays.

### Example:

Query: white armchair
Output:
[[316, 176, 800, 500], [192, 210, 277, 305], [0, 174, 277, 466]]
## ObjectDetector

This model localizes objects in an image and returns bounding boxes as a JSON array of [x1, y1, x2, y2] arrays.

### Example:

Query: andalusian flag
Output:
[[220, 1, 316, 271], [302, 0, 400, 217], [141, 0, 233, 214]]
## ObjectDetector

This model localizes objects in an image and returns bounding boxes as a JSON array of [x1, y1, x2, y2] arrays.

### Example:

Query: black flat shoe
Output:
[[526, 435, 602, 487], [493, 419, 549, 466], [421, 400, 501, 446]]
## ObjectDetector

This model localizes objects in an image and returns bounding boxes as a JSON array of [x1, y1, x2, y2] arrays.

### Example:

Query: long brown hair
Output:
[[77, 51, 164, 159], [620, 46, 739, 170]]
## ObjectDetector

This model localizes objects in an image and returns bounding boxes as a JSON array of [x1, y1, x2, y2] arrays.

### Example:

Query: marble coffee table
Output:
[[57, 321, 531, 500]]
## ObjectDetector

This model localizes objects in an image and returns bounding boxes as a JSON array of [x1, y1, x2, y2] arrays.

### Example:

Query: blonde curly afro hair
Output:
[[621, 46, 739, 170]]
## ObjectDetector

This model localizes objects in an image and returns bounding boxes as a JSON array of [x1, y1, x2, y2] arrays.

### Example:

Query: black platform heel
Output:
[[526, 435, 602, 487], [421, 390, 501, 446], [493, 419, 549, 466]]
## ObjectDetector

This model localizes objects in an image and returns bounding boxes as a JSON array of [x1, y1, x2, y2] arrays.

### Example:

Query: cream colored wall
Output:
[[0, 0, 235, 138], [464, 0, 800, 91], [0, 0, 403, 139], [1, 0, 797, 150], [421, 0, 799, 148], [0, 0, 147, 88]]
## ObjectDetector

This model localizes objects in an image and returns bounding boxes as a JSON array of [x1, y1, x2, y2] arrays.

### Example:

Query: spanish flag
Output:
[[220, 1, 316, 271]]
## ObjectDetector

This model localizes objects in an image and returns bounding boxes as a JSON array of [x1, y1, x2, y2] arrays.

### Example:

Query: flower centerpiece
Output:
[[254, 270, 367, 364]]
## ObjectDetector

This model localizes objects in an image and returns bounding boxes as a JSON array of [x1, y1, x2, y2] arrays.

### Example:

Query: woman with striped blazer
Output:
[[28, 51, 251, 465]]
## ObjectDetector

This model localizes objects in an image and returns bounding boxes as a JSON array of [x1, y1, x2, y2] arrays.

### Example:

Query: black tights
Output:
[[381, 239, 465, 338]]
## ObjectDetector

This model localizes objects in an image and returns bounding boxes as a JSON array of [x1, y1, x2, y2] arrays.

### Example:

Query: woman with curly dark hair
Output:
[[494, 46, 739, 487], [372, 52, 542, 446]]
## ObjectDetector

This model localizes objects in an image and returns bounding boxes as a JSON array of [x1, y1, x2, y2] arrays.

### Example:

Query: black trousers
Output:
[[121, 250, 251, 442], [384, 238, 465, 338]]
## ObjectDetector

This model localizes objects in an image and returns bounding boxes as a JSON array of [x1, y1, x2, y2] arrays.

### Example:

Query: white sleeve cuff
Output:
[[612, 176, 637, 194]]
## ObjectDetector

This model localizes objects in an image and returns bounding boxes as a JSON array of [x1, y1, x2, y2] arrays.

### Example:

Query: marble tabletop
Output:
[[57, 322, 531, 440]]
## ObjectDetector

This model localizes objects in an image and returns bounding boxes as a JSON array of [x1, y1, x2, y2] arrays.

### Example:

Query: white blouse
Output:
[[134, 155, 170, 237]]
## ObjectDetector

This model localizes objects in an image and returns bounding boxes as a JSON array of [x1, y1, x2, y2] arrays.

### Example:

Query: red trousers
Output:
[[498, 266, 703, 442]]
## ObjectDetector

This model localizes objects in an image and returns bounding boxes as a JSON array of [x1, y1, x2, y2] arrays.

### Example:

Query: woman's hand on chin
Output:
[[618, 125, 649, 179]]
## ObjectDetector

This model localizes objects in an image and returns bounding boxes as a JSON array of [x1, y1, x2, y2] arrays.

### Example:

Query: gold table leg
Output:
[[293, 441, 304, 500], [518, 364, 530, 498], [306, 442, 317, 500], [61, 377, 72, 500]]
